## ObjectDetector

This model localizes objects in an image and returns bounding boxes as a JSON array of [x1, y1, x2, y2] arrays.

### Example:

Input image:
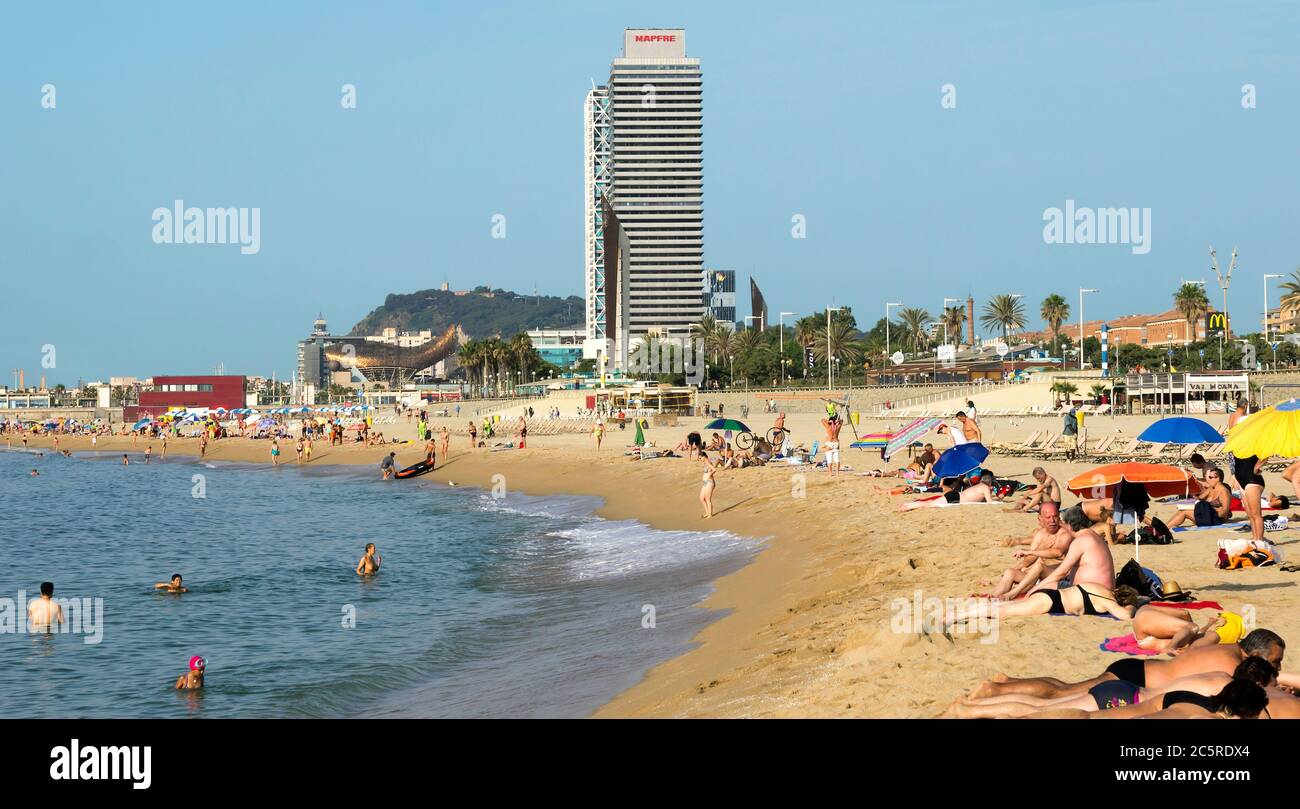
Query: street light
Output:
[[778, 311, 795, 385], [826, 306, 844, 390], [1079, 288, 1098, 370], [885, 302, 903, 383], [744, 315, 764, 330], [1265, 274, 1283, 369]]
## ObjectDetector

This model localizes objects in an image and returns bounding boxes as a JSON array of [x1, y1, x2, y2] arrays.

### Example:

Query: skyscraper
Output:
[[585, 28, 703, 369]]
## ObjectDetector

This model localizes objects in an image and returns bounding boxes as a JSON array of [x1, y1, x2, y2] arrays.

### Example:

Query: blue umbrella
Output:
[[932, 442, 990, 478], [1137, 417, 1223, 445]]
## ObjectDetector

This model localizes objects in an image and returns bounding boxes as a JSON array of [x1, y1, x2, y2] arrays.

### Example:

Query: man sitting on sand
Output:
[[176, 655, 205, 690], [1166, 466, 1233, 528], [964, 627, 1285, 702], [154, 574, 188, 593], [1032, 517, 1115, 590], [986, 502, 1078, 598], [1059, 498, 1126, 544], [1004, 467, 1061, 513]]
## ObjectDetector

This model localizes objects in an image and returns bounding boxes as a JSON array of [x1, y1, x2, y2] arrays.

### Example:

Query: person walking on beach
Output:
[[518, 417, 527, 449], [699, 452, 718, 518], [380, 452, 397, 479], [356, 543, 382, 575], [439, 426, 450, 460], [144, 445, 152, 464], [199, 433, 208, 458], [594, 419, 605, 450], [160, 433, 167, 459], [424, 437, 437, 468], [304, 435, 313, 463], [821, 413, 843, 474], [1062, 404, 1080, 461], [270, 438, 281, 466], [28, 581, 64, 629], [468, 420, 477, 448], [176, 656, 205, 690], [295, 437, 305, 464]]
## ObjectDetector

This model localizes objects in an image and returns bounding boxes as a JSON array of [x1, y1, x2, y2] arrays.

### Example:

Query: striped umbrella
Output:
[[851, 431, 893, 449], [884, 417, 943, 461]]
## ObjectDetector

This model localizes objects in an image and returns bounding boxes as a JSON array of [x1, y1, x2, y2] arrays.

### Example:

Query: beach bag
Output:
[[1116, 559, 1163, 599], [1133, 517, 1174, 545]]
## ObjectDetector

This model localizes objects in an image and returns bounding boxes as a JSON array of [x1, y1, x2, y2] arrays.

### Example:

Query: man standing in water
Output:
[[380, 451, 397, 479], [356, 543, 382, 575], [28, 581, 65, 629], [820, 413, 844, 474]]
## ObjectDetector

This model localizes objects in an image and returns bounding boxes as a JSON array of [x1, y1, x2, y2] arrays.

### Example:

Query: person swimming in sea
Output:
[[176, 656, 205, 690], [356, 543, 382, 575], [154, 574, 188, 593]]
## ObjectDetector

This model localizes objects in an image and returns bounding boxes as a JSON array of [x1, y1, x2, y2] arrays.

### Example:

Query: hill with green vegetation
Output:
[[350, 286, 584, 339]]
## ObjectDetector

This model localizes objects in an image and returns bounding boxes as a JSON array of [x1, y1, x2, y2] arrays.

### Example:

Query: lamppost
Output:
[[1079, 288, 1098, 370], [885, 302, 903, 384], [779, 311, 794, 386], [1265, 274, 1283, 370], [1211, 247, 1238, 369], [826, 306, 844, 390]]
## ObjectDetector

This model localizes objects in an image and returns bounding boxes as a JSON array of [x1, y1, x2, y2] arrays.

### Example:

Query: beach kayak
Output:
[[394, 459, 435, 479]]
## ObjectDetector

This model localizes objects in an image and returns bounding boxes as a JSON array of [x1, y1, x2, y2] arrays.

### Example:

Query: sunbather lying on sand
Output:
[[1132, 603, 1227, 653], [942, 656, 1277, 718], [964, 628, 1286, 701], [945, 584, 1138, 630], [943, 658, 1278, 719], [902, 472, 995, 511]]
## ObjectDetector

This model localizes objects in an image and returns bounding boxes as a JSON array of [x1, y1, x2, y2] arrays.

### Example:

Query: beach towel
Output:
[[1149, 600, 1223, 610], [1100, 634, 1162, 656]]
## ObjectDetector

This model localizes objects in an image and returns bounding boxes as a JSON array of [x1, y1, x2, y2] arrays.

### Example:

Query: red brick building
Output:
[[127, 375, 246, 420]]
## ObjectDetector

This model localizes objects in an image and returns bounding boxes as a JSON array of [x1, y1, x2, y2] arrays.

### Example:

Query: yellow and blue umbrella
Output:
[[1224, 399, 1300, 459]]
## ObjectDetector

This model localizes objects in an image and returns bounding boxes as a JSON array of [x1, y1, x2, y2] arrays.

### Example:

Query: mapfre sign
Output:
[[624, 29, 687, 58]]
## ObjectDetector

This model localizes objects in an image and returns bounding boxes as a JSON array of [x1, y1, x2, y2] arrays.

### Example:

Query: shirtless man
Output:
[[954, 411, 982, 444], [154, 574, 188, 593], [176, 656, 205, 690], [356, 543, 382, 576], [821, 414, 844, 474], [967, 628, 1286, 701], [1167, 466, 1233, 528], [27, 581, 65, 629], [1004, 467, 1062, 513], [903, 472, 996, 510], [987, 502, 1075, 598], [424, 437, 437, 468], [1033, 519, 1115, 590], [771, 411, 788, 449]]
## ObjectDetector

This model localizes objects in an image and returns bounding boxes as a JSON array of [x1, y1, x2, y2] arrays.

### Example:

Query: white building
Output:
[[585, 28, 703, 369]]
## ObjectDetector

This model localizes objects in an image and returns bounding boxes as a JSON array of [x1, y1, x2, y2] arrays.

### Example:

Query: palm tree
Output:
[[457, 339, 485, 396], [941, 306, 966, 346], [1173, 282, 1210, 363], [1040, 294, 1070, 356], [1089, 383, 1107, 403], [793, 314, 822, 352], [896, 307, 932, 356], [508, 333, 536, 383], [1278, 267, 1300, 306], [812, 319, 864, 369], [981, 294, 1027, 342]]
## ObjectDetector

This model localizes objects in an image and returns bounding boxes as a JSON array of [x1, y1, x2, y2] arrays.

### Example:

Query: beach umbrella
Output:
[[851, 431, 893, 449], [634, 420, 646, 446], [1138, 417, 1223, 445], [1223, 399, 1300, 459], [1066, 462, 1200, 499], [131, 418, 153, 430], [703, 418, 750, 433], [883, 417, 943, 461], [932, 442, 989, 478]]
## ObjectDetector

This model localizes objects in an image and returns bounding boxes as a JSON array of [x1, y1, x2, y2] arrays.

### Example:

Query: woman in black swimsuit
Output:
[[1150, 678, 1269, 718], [948, 584, 1140, 625]]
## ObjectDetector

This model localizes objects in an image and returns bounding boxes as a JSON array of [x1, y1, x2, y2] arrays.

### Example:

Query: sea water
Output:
[[0, 448, 756, 718]]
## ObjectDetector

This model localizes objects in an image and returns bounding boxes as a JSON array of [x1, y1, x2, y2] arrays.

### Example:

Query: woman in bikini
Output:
[[947, 583, 1140, 626], [699, 452, 718, 519]]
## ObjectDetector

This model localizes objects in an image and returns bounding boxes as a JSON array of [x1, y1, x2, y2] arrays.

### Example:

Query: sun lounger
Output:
[[993, 430, 1042, 456]]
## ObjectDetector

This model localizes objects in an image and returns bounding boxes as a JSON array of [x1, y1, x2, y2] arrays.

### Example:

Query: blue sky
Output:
[[2, 1, 1298, 384]]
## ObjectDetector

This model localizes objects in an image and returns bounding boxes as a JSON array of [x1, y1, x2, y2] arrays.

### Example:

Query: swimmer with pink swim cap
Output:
[[176, 655, 206, 690]]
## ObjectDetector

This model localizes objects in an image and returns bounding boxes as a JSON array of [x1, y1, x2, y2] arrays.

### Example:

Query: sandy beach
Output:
[[19, 409, 1300, 718]]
